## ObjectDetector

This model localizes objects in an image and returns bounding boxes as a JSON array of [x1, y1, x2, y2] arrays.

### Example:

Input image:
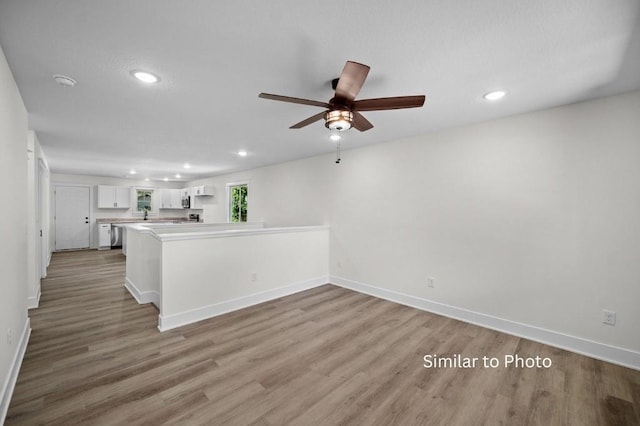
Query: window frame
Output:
[[133, 187, 157, 217], [226, 181, 249, 223]]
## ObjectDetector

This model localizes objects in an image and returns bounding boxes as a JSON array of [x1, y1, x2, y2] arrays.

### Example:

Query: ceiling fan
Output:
[[258, 61, 426, 132]]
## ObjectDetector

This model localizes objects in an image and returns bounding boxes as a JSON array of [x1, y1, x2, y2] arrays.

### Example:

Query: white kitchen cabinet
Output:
[[98, 223, 111, 250], [186, 186, 213, 209], [181, 188, 190, 198], [158, 188, 182, 209], [97, 185, 131, 209], [191, 192, 203, 209], [171, 189, 182, 208], [192, 185, 213, 196], [115, 187, 130, 208]]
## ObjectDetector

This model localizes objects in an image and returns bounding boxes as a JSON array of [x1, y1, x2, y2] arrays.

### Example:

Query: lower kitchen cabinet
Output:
[[98, 223, 111, 250]]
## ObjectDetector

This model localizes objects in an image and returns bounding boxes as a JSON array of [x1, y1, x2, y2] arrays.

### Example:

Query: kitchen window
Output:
[[135, 188, 155, 215], [228, 183, 248, 223]]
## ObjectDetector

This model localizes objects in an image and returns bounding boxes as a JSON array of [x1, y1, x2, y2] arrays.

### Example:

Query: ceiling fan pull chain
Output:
[[336, 140, 341, 164]]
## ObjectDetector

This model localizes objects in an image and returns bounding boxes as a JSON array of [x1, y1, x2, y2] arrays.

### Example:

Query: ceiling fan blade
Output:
[[334, 61, 370, 101], [259, 93, 330, 109], [353, 95, 426, 111], [352, 111, 374, 132], [289, 111, 327, 129]]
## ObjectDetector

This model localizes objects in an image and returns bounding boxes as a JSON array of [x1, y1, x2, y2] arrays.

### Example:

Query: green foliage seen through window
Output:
[[137, 190, 153, 213], [230, 185, 247, 222]]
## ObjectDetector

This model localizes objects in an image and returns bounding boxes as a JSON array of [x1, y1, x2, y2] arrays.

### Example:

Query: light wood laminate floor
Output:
[[7, 249, 640, 425]]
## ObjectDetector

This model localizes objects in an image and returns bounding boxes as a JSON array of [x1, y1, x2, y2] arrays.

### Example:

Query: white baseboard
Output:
[[124, 277, 160, 308], [27, 288, 41, 309], [47, 252, 52, 267], [330, 276, 640, 371], [158, 276, 328, 332], [1, 318, 31, 424]]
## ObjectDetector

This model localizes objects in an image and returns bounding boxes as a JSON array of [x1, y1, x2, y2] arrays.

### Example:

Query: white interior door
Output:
[[55, 185, 90, 250], [38, 159, 49, 277]]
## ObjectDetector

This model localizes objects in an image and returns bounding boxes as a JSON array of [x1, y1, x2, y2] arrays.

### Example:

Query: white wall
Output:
[[51, 173, 189, 249], [188, 156, 333, 226], [188, 90, 640, 364], [0, 43, 29, 421], [125, 228, 162, 305], [125, 221, 266, 307], [329, 90, 640, 362], [158, 227, 329, 331]]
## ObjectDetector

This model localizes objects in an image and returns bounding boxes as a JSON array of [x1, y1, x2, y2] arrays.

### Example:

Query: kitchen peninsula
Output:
[[95, 217, 195, 224], [96, 216, 199, 251], [124, 222, 329, 331]]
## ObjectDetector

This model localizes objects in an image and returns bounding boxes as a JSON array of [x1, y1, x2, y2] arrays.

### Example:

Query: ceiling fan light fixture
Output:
[[325, 110, 353, 131], [329, 130, 341, 142]]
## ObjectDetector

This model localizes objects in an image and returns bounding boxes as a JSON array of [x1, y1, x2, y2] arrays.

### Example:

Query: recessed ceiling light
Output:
[[131, 70, 160, 84], [52, 74, 76, 87], [144, 178, 149, 182], [184, 163, 191, 169], [163, 177, 168, 182], [175, 174, 181, 178], [238, 150, 248, 157], [483, 90, 507, 101], [129, 170, 137, 175]]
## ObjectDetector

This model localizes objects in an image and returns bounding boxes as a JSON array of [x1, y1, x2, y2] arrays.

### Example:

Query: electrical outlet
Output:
[[251, 272, 257, 282], [427, 277, 435, 288], [602, 309, 616, 326], [7, 328, 12, 345]]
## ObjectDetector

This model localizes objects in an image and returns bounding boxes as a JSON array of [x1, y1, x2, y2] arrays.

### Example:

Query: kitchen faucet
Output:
[[144, 210, 148, 220]]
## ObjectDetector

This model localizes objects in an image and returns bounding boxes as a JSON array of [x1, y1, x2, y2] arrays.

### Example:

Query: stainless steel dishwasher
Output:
[[110, 224, 123, 248]]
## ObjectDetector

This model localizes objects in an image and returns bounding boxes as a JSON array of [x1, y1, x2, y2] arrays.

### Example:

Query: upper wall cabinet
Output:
[[97, 185, 131, 209], [192, 185, 213, 197], [158, 188, 182, 209]]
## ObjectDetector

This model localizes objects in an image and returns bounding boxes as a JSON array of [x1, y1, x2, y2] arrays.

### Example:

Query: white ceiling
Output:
[[1, 0, 639, 181]]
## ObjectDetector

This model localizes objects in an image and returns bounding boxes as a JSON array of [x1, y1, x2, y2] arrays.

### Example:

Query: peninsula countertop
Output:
[[95, 217, 197, 224]]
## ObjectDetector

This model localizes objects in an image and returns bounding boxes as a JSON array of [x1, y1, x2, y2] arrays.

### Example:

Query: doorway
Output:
[[38, 159, 49, 277], [55, 185, 90, 250]]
